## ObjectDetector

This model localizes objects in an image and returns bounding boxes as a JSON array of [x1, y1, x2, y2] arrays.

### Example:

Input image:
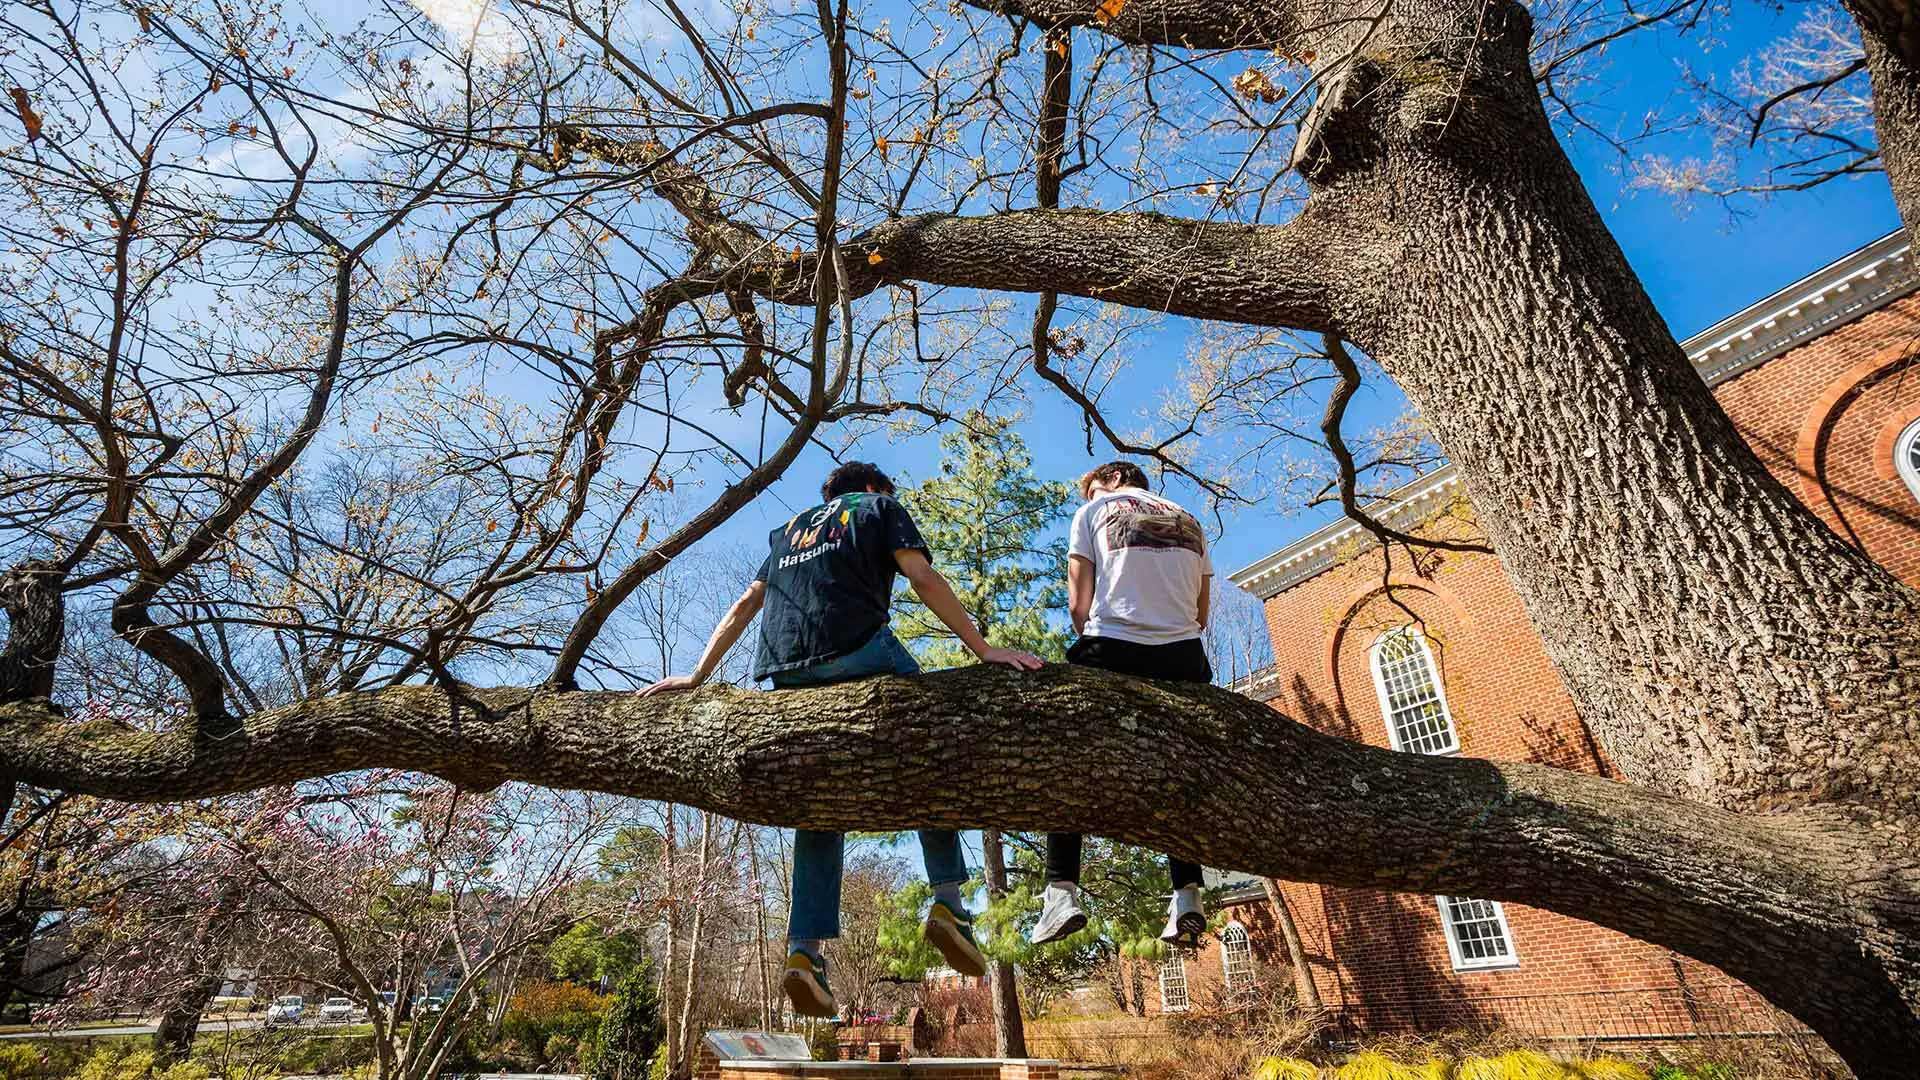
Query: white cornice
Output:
[[1229, 231, 1917, 601], [1684, 230, 1915, 386]]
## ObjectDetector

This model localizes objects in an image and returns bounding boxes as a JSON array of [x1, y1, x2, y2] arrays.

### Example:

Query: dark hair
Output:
[[1080, 460, 1149, 498], [822, 462, 895, 500]]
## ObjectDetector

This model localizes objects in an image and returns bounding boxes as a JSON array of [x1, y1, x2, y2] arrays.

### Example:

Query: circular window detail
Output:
[[1900, 418, 1920, 506]]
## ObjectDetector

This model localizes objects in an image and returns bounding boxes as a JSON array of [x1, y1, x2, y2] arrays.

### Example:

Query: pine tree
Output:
[[893, 414, 1073, 666]]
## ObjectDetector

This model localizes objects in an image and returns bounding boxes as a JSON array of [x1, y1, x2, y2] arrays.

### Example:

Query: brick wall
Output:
[[1228, 292, 1920, 1041], [1710, 291, 1920, 586]]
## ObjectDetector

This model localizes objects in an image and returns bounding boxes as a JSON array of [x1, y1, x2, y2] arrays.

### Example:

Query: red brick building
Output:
[[1169, 230, 1920, 1042]]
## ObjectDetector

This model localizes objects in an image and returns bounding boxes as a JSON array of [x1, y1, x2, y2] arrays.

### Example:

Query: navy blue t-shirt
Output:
[[752, 492, 929, 680]]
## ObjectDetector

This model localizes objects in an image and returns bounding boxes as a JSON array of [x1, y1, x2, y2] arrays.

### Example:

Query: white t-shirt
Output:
[[1069, 487, 1213, 645]]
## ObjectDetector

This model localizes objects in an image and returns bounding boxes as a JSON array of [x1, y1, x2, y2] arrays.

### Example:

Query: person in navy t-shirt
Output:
[[641, 462, 1042, 1019]]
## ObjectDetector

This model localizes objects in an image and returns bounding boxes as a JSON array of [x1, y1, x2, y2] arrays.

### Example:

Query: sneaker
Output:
[[922, 900, 988, 977], [1030, 882, 1088, 946], [781, 951, 837, 1018], [1160, 887, 1205, 950]]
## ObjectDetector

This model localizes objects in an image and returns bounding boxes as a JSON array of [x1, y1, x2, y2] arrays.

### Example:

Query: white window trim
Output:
[[1898, 418, 1920, 506], [1368, 626, 1462, 756], [1434, 895, 1520, 972], [1158, 954, 1190, 1013], [1219, 920, 1254, 989]]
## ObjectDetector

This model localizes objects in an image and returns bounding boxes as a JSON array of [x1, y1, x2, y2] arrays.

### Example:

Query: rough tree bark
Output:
[[0, 562, 62, 704], [7, 0, 1920, 1072], [980, 829, 1027, 1057], [1847, 0, 1920, 249], [0, 669, 1914, 1072]]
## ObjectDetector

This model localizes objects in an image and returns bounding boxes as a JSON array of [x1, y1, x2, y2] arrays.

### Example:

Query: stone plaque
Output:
[[705, 1029, 812, 1061]]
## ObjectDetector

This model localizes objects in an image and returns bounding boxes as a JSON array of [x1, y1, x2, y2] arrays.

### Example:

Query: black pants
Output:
[[1045, 635, 1211, 891]]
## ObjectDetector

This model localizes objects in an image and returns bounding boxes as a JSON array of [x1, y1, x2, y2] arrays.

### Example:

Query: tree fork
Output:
[[0, 666, 1916, 1071], [1268, 0, 1920, 814]]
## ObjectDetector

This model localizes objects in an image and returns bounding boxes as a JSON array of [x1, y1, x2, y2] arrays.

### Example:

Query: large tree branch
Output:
[[962, 0, 1299, 50], [541, 122, 1356, 330], [0, 666, 1914, 1067], [853, 208, 1351, 331]]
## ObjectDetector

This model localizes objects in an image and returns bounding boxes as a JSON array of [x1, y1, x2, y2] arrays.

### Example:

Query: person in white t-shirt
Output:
[[1029, 461, 1216, 950]]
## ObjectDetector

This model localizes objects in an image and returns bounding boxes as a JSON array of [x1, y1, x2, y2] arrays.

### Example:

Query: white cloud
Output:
[[406, 0, 529, 66]]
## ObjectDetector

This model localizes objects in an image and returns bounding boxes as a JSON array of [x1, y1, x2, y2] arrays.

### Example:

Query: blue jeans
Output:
[[771, 629, 969, 942]]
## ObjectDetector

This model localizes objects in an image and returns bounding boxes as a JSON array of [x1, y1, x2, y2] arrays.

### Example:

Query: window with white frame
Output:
[[1158, 954, 1190, 1012], [1898, 418, 1920, 506], [1435, 895, 1518, 970], [1369, 626, 1460, 755], [1220, 921, 1254, 989]]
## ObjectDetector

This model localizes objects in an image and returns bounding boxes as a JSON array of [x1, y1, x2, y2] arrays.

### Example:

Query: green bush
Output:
[[1650, 1068, 1734, 1080], [587, 965, 663, 1080], [156, 1062, 213, 1080]]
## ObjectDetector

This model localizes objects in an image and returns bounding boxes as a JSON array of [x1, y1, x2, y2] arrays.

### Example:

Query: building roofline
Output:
[[1229, 230, 1917, 601]]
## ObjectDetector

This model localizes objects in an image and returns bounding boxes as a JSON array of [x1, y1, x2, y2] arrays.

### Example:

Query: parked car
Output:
[[319, 997, 355, 1023], [416, 996, 447, 1019], [264, 996, 304, 1027]]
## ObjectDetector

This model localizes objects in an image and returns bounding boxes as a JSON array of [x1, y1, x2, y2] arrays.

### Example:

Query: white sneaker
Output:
[[1030, 881, 1088, 945], [1160, 886, 1205, 949]]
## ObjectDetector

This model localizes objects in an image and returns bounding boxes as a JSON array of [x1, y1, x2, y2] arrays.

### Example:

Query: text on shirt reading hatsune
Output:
[[779, 541, 843, 569]]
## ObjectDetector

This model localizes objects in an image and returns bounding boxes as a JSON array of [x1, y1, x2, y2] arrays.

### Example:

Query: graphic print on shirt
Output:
[[778, 497, 855, 571], [1099, 495, 1205, 555]]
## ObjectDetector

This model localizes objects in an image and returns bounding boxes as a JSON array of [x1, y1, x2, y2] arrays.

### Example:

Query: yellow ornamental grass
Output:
[[1253, 1058, 1320, 1080], [1457, 1052, 1580, 1080], [1337, 1052, 1424, 1080]]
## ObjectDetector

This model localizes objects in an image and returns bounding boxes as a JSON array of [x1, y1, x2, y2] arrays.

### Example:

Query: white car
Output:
[[264, 996, 304, 1026], [319, 997, 355, 1023]]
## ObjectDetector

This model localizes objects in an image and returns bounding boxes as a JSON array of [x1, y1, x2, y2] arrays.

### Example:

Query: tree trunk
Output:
[[1848, 0, 1920, 250], [152, 969, 223, 1068], [749, 828, 773, 1031], [1281, 1, 1920, 818], [0, 562, 63, 704], [675, 812, 715, 1079], [661, 806, 681, 1078], [1258, 879, 1322, 1013], [4, 667, 1917, 1072], [980, 829, 1027, 1057]]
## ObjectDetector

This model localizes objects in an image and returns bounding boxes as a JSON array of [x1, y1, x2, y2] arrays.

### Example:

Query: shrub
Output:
[[156, 1062, 213, 1080], [1651, 1069, 1734, 1080], [586, 964, 662, 1080], [502, 980, 608, 1069], [0, 1044, 40, 1080], [74, 1046, 156, 1080]]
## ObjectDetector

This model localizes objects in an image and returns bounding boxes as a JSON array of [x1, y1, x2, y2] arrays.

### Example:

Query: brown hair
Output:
[[1079, 460, 1149, 499]]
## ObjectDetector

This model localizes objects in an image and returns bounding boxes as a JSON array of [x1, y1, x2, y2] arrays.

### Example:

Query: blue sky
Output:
[[665, 1, 1901, 604]]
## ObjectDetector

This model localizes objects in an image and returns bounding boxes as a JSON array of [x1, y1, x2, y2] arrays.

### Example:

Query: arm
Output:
[[1067, 555, 1096, 635], [895, 550, 1044, 670], [639, 581, 766, 695], [1197, 575, 1212, 631]]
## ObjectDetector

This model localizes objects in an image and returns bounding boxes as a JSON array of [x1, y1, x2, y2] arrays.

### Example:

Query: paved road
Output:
[[0, 1017, 275, 1040]]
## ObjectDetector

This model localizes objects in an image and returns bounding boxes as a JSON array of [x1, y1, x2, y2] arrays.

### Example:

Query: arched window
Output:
[[1435, 895, 1519, 970], [1898, 418, 1920, 506], [1158, 954, 1190, 1013], [1220, 921, 1254, 989], [1369, 626, 1460, 755]]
